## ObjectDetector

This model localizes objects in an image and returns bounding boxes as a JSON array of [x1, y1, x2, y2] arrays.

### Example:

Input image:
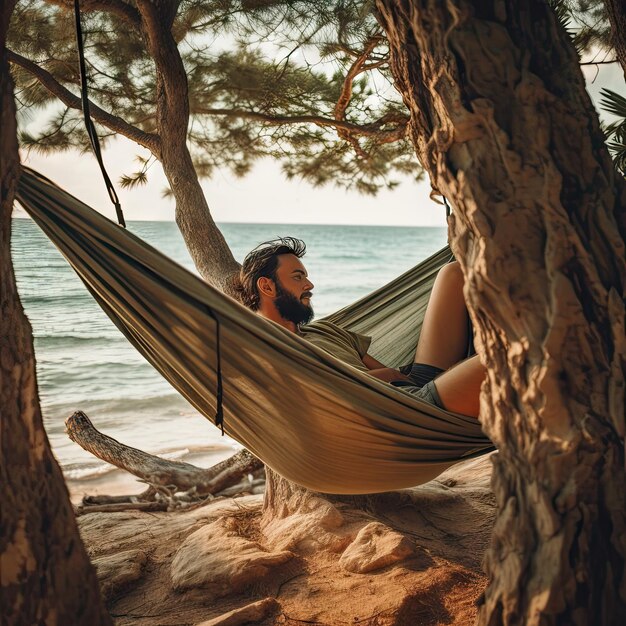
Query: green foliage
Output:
[[9, 0, 418, 194], [564, 1, 613, 53], [549, 1, 625, 175], [549, 1, 613, 55], [600, 88, 626, 177], [119, 155, 154, 189]]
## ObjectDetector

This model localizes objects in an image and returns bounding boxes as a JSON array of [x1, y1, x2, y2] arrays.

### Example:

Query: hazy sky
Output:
[[14, 60, 624, 227]]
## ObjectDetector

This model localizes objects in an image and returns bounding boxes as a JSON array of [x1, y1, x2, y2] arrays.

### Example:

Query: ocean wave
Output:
[[35, 334, 125, 347], [42, 390, 190, 415], [63, 461, 118, 481], [38, 356, 150, 374], [20, 291, 94, 305]]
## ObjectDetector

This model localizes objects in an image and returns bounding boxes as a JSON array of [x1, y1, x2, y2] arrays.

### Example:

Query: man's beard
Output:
[[275, 280, 314, 325]]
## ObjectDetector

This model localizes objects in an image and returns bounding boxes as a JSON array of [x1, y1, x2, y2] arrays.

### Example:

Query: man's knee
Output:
[[437, 261, 464, 287]]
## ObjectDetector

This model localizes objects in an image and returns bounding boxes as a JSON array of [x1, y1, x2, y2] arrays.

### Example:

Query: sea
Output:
[[11, 218, 447, 497]]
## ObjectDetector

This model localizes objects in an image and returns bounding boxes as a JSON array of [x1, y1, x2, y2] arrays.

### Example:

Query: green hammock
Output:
[[16, 167, 492, 494]]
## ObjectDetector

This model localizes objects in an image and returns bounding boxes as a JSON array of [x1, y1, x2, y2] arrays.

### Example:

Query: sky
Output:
[[14, 57, 624, 227]]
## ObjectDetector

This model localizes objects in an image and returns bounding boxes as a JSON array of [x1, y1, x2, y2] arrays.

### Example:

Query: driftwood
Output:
[[82, 487, 157, 505], [75, 502, 169, 516], [66, 411, 264, 506]]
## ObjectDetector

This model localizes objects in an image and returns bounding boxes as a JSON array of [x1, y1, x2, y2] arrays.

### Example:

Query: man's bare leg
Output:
[[414, 261, 469, 369], [414, 261, 485, 417], [433, 355, 484, 417]]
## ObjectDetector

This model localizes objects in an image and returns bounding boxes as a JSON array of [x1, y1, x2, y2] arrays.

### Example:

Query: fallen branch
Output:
[[75, 501, 168, 515], [66, 410, 263, 496], [82, 486, 156, 505], [218, 478, 266, 498]]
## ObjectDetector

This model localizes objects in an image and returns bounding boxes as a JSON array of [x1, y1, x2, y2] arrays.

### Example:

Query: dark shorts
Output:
[[392, 363, 445, 409]]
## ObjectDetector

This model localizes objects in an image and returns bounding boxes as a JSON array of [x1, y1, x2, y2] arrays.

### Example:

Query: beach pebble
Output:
[[92, 548, 148, 600], [170, 517, 294, 594], [339, 522, 414, 573]]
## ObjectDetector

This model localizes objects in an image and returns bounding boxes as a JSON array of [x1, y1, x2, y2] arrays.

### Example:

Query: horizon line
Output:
[[12, 215, 446, 229]]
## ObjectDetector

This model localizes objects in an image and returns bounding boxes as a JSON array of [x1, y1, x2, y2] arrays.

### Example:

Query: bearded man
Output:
[[232, 238, 485, 417]]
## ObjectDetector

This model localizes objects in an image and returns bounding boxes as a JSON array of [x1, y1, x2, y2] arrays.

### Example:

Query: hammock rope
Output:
[[73, 0, 125, 228]]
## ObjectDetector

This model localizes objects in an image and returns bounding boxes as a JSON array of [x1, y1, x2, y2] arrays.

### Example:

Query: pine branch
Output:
[[7, 49, 159, 154], [334, 36, 383, 125], [603, 0, 626, 80], [46, 0, 141, 25], [135, 0, 190, 137], [332, 36, 386, 160], [580, 59, 618, 65], [193, 107, 408, 141]]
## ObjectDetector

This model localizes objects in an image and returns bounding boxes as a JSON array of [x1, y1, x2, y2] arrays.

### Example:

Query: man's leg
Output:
[[412, 261, 485, 417], [414, 261, 470, 369], [431, 355, 484, 417]]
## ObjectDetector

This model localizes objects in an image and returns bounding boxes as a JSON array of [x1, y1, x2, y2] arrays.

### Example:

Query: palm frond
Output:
[[606, 140, 626, 173], [600, 88, 626, 119], [548, 0, 583, 53], [599, 88, 626, 176]]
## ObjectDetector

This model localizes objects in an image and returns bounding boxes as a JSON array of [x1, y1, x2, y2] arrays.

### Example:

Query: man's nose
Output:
[[305, 278, 314, 291]]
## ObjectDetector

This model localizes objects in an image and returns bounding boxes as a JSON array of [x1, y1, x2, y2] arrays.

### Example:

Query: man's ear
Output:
[[257, 276, 275, 298]]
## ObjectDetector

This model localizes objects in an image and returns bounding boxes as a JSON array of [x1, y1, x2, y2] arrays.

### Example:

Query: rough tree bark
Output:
[[604, 0, 626, 80], [0, 2, 111, 623], [376, 1, 625, 624]]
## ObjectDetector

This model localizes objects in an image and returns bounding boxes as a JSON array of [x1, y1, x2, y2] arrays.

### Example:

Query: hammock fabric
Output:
[[16, 167, 493, 494]]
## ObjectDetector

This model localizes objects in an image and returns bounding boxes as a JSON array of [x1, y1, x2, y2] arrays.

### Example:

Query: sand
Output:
[[77, 454, 496, 625]]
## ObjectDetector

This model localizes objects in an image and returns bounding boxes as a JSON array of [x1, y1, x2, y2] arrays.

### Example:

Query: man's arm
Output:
[[362, 353, 386, 369], [362, 354, 411, 383]]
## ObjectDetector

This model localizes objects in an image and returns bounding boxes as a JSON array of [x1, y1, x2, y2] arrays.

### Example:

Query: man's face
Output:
[[273, 254, 314, 325]]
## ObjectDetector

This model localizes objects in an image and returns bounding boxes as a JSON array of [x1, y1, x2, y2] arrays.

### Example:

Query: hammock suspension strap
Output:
[[73, 0, 125, 228], [207, 309, 225, 435]]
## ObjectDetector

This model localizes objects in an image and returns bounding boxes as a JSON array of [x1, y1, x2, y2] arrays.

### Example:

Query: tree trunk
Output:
[[604, 0, 626, 80], [376, 1, 626, 624], [0, 2, 111, 623], [135, 0, 240, 291]]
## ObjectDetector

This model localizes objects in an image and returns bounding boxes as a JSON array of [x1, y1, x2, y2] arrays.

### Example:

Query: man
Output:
[[232, 238, 485, 417]]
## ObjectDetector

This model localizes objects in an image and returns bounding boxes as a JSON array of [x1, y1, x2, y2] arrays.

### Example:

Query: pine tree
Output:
[[8, 0, 419, 195]]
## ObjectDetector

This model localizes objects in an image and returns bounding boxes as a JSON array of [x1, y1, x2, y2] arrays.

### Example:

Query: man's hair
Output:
[[232, 237, 307, 311]]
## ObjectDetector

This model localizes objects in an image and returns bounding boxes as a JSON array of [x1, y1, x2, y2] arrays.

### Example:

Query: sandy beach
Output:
[[75, 454, 495, 625]]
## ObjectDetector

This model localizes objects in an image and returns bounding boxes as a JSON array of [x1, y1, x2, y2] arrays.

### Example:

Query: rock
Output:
[[194, 597, 280, 625], [339, 522, 414, 573], [171, 517, 294, 595], [92, 548, 148, 600], [262, 495, 347, 554]]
